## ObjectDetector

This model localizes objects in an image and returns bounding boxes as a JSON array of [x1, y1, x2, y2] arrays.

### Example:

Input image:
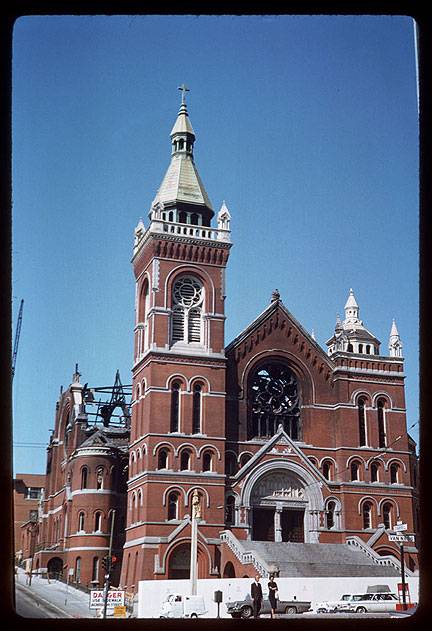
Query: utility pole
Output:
[[400, 542, 407, 611], [102, 509, 116, 619]]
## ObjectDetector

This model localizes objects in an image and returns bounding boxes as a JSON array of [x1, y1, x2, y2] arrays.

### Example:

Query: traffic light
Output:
[[101, 555, 111, 572]]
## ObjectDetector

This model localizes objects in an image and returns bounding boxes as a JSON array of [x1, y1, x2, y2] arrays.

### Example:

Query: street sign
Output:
[[388, 534, 415, 542], [394, 523, 408, 532], [90, 590, 125, 609]]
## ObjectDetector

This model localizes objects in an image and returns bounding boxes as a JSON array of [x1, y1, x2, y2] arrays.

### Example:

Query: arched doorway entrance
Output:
[[250, 470, 307, 542], [47, 556, 63, 579], [223, 562, 236, 578], [167, 543, 191, 579]]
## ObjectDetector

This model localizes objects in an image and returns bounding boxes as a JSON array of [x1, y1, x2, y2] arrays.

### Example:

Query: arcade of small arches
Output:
[[78, 464, 117, 490], [75, 508, 115, 534]]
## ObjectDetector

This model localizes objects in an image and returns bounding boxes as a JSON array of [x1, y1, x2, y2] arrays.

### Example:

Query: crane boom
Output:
[[12, 299, 24, 380]]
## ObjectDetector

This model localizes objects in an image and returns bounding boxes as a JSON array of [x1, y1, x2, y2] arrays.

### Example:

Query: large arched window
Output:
[[170, 382, 181, 432], [358, 397, 367, 446], [78, 511, 85, 532], [171, 276, 204, 344], [248, 362, 301, 439], [192, 384, 202, 434], [322, 461, 333, 481], [377, 399, 387, 448], [350, 461, 361, 481]]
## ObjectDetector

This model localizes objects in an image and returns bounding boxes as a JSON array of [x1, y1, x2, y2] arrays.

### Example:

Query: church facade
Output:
[[119, 94, 419, 588], [32, 93, 418, 591]]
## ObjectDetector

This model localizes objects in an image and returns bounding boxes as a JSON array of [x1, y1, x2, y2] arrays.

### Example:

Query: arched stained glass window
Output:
[[248, 362, 301, 439]]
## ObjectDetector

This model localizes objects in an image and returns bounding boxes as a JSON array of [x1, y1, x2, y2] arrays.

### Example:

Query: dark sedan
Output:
[[226, 594, 311, 618]]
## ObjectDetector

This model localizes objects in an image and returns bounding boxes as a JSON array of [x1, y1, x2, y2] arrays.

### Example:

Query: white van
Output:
[[160, 594, 207, 618]]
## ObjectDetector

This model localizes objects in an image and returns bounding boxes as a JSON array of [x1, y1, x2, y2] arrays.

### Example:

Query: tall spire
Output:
[[150, 86, 214, 222], [389, 318, 403, 357]]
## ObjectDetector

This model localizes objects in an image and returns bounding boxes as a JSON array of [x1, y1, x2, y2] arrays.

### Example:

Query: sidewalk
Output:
[[15, 567, 97, 618]]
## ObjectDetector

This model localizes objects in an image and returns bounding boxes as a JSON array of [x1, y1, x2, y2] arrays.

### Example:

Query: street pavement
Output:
[[15, 568, 96, 618]]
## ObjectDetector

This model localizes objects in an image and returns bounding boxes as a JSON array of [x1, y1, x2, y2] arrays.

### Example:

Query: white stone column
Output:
[[274, 507, 282, 542]]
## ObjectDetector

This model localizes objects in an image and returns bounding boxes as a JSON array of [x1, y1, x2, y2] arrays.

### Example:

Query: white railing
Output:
[[220, 530, 270, 577], [346, 536, 414, 576]]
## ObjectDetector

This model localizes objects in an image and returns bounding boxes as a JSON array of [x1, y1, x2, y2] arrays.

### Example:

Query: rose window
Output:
[[248, 363, 301, 439]]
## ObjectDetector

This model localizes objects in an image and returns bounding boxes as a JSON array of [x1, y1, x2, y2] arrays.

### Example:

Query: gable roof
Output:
[[226, 298, 334, 372]]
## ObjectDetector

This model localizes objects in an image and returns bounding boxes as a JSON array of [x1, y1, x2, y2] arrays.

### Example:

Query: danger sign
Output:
[[89, 590, 125, 609]]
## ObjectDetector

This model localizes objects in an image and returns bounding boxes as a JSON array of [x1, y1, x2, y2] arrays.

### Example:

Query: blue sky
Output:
[[12, 15, 419, 474]]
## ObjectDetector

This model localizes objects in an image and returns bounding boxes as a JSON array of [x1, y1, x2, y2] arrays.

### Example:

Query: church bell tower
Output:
[[121, 87, 232, 585]]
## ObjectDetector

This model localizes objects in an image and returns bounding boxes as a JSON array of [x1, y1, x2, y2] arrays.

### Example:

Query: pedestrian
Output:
[[251, 574, 263, 619], [267, 574, 279, 619]]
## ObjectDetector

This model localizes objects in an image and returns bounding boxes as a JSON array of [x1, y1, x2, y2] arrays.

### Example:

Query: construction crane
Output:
[[12, 299, 24, 380]]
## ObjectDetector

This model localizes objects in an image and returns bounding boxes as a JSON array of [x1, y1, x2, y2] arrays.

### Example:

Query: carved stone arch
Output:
[[372, 392, 393, 408], [162, 537, 211, 577], [165, 373, 188, 390], [174, 442, 199, 458], [384, 457, 407, 473], [152, 441, 174, 456], [164, 264, 216, 313], [377, 497, 399, 517], [197, 443, 221, 460], [188, 375, 211, 392], [318, 456, 338, 471], [357, 495, 379, 515], [351, 390, 372, 406], [366, 456, 385, 470], [346, 454, 367, 468], [162, 485, 186, 507]]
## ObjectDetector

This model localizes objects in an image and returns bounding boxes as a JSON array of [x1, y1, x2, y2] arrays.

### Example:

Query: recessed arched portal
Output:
[[241, 459, 324, 544], [167, 543, 191, 579], [47, 556, 63, 579], [223, 562, 236, 578]]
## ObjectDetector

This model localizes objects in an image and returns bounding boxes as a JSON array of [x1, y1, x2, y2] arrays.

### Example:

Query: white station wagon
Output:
[[338, 592, 399, 613]]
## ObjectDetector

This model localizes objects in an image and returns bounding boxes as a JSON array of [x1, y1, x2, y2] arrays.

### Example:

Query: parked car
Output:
[[338, 592, 399, 614], [159, 594, 207, 618], [316, 594, 362, 613], [226, 594, 311, 618]]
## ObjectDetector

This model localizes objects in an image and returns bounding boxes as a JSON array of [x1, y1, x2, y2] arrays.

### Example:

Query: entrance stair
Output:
[[221, 531, 407, 577]]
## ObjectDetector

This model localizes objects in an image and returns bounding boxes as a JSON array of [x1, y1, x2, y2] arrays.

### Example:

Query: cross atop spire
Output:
[[178, 83, 190, 104]]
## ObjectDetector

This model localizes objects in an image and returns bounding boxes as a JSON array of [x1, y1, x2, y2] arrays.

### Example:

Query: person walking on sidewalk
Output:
[[267, 574, 279, 619], [251, 575, 263, 619]]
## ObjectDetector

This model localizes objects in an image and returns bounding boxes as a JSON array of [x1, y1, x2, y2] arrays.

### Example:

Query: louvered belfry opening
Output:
[[171, 276, 203, 344]]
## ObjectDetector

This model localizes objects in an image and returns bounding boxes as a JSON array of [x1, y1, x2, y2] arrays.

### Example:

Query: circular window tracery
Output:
[[248, 362, 301, 439], [173, 277, 203, 308]]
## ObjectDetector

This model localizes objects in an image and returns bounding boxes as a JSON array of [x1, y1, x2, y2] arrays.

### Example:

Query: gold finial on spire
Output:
[[178, 83, 190, 105]]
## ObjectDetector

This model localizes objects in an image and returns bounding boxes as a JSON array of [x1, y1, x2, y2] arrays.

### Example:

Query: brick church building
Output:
[[33, 93, 419, 591]]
